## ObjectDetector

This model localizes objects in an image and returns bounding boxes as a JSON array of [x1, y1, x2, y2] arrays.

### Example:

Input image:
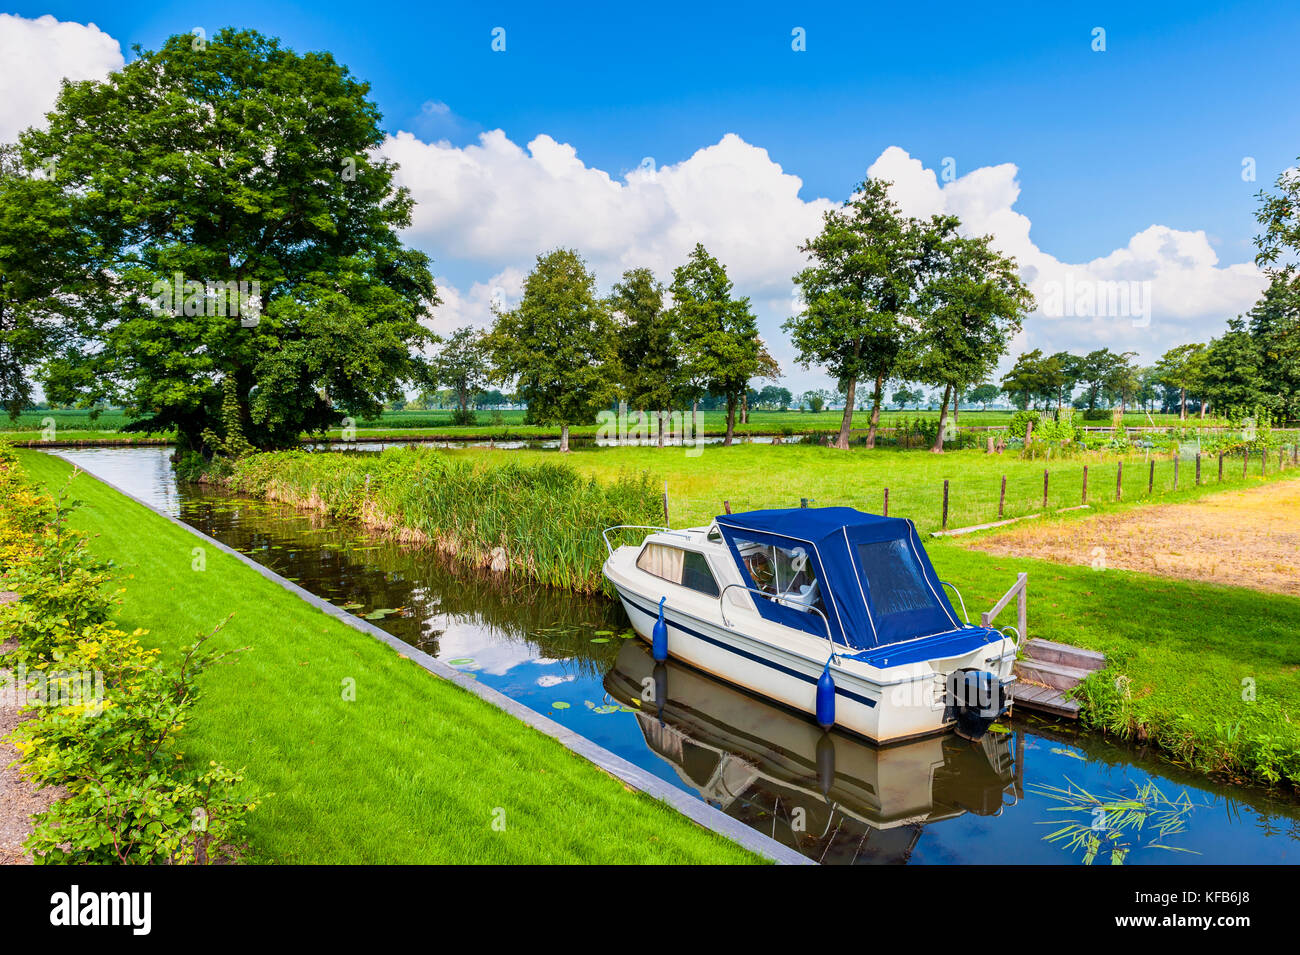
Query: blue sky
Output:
[[17, 0, 1299, 261], [5, 2, 1299, 389]]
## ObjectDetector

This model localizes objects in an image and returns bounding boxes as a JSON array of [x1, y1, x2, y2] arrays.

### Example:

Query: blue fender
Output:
[[816, 661, 836, 730], [652, 596, 668, 662]]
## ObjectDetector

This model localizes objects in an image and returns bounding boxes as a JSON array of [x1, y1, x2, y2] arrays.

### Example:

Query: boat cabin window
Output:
[[636, 543, 720, 597], [734, 538, 826, 616], [854, 538, 937, 616]]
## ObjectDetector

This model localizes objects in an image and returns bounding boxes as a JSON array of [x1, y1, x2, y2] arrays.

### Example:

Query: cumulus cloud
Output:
[[389, 132, 1267, 389], [0, 14, 124, 142]]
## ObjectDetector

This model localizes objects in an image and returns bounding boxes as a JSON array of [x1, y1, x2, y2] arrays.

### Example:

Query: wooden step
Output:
[[1007, 683, 1081, 718], [1022, 638, 1106, 672], [1014, 658, 1094, 691]]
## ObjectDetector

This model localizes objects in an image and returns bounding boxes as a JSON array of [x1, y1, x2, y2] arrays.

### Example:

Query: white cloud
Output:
[[0, 14, 124, 142], [390, 132, 1267, 391]]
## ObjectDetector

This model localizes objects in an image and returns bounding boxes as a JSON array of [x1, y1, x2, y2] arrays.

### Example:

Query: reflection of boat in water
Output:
[[604, 640, 1020, 864]]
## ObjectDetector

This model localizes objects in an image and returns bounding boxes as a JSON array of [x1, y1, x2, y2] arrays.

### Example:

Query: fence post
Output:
[[999, 475, 1006, 519], [1196, 453, 1201, 486], [1262, 449, 1267, 476], [1082, 465, 1088, 504], [1173, 455, 1179, 491], [1218, 452, 1224, 482], [1043, 469, 1049, 508], [663, 481, 670, 526], [942, 480, 949, 530], [1117, 461, 1123, 502], [723, 499, 732, 514], [1148, 459, 1154, 495], [883, 487, 889, 517]]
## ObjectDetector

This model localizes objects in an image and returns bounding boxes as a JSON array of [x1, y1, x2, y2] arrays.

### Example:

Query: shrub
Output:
[[0, 445, 263, 863]]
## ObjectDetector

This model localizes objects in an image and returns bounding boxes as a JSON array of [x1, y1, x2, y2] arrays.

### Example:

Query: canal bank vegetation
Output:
[[14, 449, 759, 863], [218, 447, 661, 592], [0, 445, 261, 863], [934, 543, 1300, 790]]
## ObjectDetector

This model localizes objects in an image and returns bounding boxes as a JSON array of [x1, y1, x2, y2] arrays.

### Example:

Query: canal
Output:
[[53, 446, 1300, 865]]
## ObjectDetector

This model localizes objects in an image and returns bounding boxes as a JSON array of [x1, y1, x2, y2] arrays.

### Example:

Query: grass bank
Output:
[[219, 448, 661, 592], [14, 449, 760, 864]]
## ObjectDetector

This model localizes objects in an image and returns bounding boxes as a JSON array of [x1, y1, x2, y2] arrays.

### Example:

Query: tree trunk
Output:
[[1200, 400, 1208, 420], [741, 391, 749, 425], [560, 423, 570, 453], [657, 409, 666, 448], [931, 384, 952, 453], [865, 374, 884, 449], [692, 400, 698, 437], [724, 394, 736, 446], [1180, 388, 1186, 420], [835, 376, 857, 450], [953, 387, 960, 428]]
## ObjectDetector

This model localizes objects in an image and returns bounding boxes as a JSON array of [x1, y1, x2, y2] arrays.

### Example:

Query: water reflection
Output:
[[51, 446, 1300, 865], [605, 640, 1017, 864]]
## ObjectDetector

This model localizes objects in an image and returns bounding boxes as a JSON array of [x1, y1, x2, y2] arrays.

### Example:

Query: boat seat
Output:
[[775, 581, 820, 613]]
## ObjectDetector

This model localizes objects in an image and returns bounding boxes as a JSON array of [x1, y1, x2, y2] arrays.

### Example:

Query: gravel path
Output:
[[1, 593, 61, 865]]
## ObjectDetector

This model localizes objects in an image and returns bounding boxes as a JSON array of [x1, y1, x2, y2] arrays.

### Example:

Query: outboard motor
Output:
[[948, 669, 1003, 741]]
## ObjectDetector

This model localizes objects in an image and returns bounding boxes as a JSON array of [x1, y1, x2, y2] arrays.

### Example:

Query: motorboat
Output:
[[601, 506, 1019, 743]]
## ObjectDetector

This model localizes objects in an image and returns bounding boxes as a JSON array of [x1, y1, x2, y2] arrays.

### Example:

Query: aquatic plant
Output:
[[1031, 776, 1204, 865]]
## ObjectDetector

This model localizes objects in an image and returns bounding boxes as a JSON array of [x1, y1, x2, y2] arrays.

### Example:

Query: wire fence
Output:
[[664, 441, 1300, 535]]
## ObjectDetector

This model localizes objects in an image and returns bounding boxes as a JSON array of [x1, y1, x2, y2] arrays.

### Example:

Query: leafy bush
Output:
[[0, 445, 263, 863], [1008, 409, 1041, 438]]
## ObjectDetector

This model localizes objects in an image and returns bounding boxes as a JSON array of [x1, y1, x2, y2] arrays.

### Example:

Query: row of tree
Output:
[[1, 29, 1297, 455]]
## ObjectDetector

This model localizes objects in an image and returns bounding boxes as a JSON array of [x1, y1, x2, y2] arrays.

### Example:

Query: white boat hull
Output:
[[609, 576, 1016, 745]]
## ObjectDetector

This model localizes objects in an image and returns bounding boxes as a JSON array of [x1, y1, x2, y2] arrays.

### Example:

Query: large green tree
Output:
[[486, 248, 620, 452], [0, 144, 108, 418], [609, 267, 678, 447], [905, 218, 1034, 451], [786, 178, 920, 449], [666, 244, 760, 446], [17, 29, 436, 451], [1200, 317, 1268, 416]]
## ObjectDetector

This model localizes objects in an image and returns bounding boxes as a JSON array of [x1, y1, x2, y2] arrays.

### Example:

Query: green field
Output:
[[1, 406, 1243, 444], [449, 441, 1298, 534], [13, 449, 761, 864]]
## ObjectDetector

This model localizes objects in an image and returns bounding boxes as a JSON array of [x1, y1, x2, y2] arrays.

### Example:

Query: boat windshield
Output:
[[853, 538, 939, 617], [735, 538, 827, 618]]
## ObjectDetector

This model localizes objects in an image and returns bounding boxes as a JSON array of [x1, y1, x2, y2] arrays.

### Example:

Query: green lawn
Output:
[[15, 450, 761, 864]]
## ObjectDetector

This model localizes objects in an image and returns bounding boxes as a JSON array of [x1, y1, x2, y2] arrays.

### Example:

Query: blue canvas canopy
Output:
[[715, 507, 963, 650]]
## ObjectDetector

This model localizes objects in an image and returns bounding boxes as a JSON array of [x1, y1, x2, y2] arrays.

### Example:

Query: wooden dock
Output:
[[1007, 638, 1106, 719]]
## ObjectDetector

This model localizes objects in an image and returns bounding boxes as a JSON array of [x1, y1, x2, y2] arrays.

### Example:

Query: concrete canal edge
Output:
[[63, 461, 814, 866]]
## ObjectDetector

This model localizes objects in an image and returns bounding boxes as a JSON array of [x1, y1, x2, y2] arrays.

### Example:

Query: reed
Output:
[[223, 448, 661, 593]]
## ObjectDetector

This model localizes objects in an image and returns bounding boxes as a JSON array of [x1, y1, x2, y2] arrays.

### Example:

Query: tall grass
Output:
[[224, 448, 661, 592]]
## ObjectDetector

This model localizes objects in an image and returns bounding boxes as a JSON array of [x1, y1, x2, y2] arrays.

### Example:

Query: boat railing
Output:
[[601, 524, 690, 555], [980, 572, 1027, 641], [718, 583, 838, 660], [940, 581, 971, 625]]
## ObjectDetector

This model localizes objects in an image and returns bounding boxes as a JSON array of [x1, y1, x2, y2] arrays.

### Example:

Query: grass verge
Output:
[[14, 449, 760, 864]]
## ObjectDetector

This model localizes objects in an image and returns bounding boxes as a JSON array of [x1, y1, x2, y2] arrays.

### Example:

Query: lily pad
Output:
[[552, 701, 570, 709], [448, 658, 476, 666], [339, 602, 364, 611], [589, 637, 610, 644], [365, 608, 398, 620]]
